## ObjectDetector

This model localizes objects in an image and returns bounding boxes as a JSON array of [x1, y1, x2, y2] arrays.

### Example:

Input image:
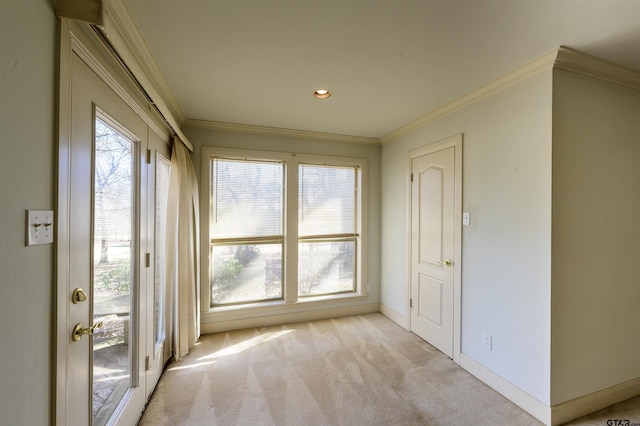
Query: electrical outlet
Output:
[[462, 212, 471, 226], [482, 334, 492, 350], [367, 283, 372, 293]]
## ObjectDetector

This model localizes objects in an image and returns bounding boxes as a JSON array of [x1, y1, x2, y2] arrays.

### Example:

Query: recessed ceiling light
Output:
[[313, 89, 331, 99]]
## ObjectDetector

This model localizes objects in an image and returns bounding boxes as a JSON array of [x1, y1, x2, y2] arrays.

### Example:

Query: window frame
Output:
[[297, 162, 360, 298], [201, 147, 368, 312]]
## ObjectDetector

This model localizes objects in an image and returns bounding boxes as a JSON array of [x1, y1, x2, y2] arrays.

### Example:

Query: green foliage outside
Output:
[[96, 259, 130, 294], [215, 258, 242, 285]]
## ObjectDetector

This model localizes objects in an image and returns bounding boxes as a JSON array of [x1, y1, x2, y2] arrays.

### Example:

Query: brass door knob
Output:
[[438, 259, 453, 267], [71, 322, 103, 342]]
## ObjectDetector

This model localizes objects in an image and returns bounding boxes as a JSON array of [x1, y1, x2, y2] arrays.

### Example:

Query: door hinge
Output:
[[410, 173, 414, 182], [145, 252, 151, 268], [146, 149, 151, 164], [410, 298, 413, 308], [145, 355, 150, 371]]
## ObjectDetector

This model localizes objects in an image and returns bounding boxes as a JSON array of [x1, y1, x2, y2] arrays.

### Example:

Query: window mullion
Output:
[[284, 158, 299, 303]]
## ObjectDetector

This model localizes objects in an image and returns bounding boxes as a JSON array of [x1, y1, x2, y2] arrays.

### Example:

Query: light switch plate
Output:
[[26, 210, 54, 246]]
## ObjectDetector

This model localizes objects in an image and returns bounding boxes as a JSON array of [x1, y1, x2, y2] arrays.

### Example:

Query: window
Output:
[[210, 158, 284, 305], [205, 148, 365, 307], [298, 164, 357, 296]]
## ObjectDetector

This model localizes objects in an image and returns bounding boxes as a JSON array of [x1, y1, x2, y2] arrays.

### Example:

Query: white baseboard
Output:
[[459, 354, 551, 425], [379, 303, 409, 330], [551, 377, 640, 425], [460, 354, 640, 425], [200, 302, 380, 334]]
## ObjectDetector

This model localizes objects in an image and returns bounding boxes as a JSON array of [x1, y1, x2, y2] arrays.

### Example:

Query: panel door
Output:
[[410, 147, 455, 358]]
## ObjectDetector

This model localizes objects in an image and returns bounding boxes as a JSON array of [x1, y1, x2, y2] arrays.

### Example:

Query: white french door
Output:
[[145, 146, 172, 398], [57, 20, 171, 425], [66, 50, 146, 426]]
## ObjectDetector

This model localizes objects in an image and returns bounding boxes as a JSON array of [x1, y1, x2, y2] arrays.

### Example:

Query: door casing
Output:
[[407, 134, 462, 364]]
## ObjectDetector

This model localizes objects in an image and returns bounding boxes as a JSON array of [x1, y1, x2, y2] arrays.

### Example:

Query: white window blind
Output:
[[210, 158, 283, 239], [298, 164, 356, 237]]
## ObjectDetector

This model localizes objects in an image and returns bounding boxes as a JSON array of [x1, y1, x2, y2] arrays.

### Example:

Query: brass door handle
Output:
[[438, 259, 453, 267], [72, 322, 103, 342]]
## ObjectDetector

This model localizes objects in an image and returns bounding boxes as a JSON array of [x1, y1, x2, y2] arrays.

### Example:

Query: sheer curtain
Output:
[[165, 137, 200, 360]]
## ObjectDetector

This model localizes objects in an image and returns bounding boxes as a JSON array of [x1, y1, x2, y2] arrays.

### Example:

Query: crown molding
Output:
[[381, 46, 640, 144], [184, 119, 381, 145], [98, 0, 192, 150], [554, 46, 640, 92], [69, 28, 168, 141], [102, 0, 186, 124], [381, 48, 561, 144]]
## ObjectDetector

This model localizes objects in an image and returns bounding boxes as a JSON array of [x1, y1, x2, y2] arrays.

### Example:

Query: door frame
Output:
[[407, 134, 463, 364], [56, 18, 173, 425]]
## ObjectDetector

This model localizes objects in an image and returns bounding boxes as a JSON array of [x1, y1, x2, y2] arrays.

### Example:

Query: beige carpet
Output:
[[139, 313, 639, 426]]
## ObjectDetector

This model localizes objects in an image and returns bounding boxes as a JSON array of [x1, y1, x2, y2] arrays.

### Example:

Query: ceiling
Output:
[[123, 0, 640, 140]]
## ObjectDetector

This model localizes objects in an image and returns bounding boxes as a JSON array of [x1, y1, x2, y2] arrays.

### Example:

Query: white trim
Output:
[[382, 49, 559, 143], [381, 46, 640, 144], [98, 0, 193, 151], [201, 303, 379, 334], [69, 30, 169, 141], [554, 46, 640, 92], [407, 134, 463, 364], [184, 119, 380, 145], [460, 353, 551, 425], [459, 358, 640, 426], [206, 294, 370, 318], [102, 0, 185, 124], [379, 303, 409, 330], [55, 19, 73, 426], [550, 377, 640, 425]]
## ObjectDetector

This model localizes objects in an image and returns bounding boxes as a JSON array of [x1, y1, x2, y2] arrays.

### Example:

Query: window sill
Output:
[[200, 293, 376, 334], [208, 292, 368, 313]]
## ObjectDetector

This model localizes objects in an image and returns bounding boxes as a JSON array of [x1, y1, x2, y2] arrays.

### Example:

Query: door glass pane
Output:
[[92, 116, 135, 425], [154, 155, 170, 346]]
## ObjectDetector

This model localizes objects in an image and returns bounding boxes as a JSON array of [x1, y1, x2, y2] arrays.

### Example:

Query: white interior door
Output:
[[66, 51, 148, 425], [410, 146, 457, 358]]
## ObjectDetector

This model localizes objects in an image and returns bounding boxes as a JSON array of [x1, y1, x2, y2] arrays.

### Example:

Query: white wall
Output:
[[381, 70, 553, 404], [184, 126, 381, 325], [551, 69, 640, 405], [0, 0, 56, 424]]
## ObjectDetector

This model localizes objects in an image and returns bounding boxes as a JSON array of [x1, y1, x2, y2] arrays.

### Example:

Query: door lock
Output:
[[71, 322, 103, 342], [438, 259, 453, 267], [71, 288, 87, 304]]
